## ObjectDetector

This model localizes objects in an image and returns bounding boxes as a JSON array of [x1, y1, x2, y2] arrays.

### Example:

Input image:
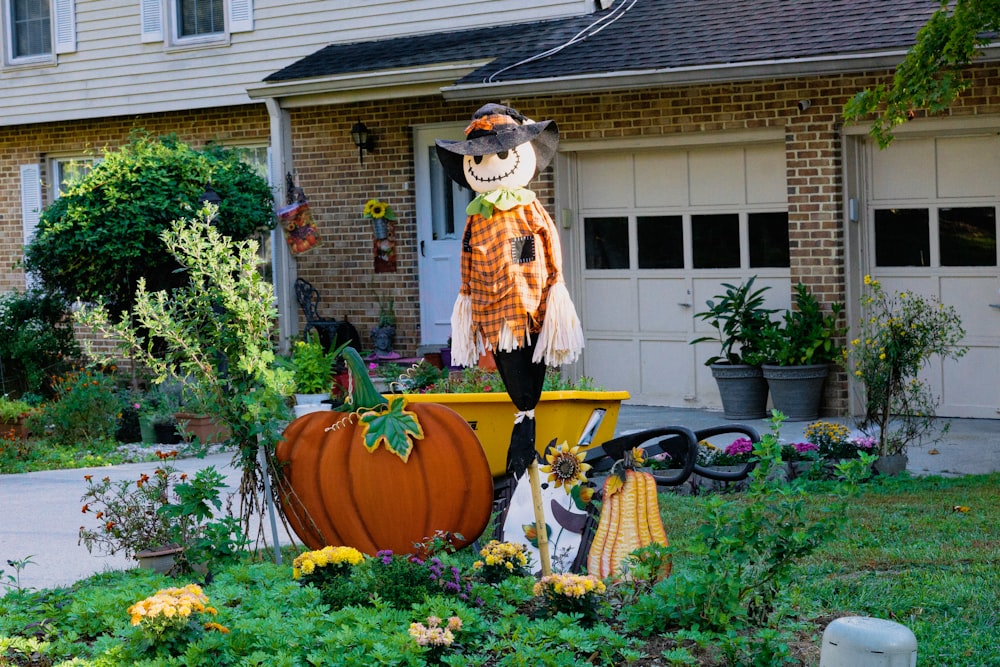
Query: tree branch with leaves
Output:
[[844, 0, 1000, 147]]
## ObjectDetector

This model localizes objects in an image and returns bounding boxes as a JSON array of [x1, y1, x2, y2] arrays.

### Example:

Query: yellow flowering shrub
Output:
[[126, 584, 225, 644], [472, 540, 531, 583], [293, 545, 365, 581], [533, 573, 606, 621]]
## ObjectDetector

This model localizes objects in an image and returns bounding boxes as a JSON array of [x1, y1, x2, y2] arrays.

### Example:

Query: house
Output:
[[2, 0, 998, 419]]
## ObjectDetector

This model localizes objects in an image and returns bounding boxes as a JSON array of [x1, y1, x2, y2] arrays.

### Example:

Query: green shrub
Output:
[[24, 131, 275, 318], [0, 288, 79, 398], [36, 366, 120, 447]]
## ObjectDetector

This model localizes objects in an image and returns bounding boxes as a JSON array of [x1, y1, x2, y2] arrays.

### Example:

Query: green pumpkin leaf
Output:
[[358, 398, 423, 462]]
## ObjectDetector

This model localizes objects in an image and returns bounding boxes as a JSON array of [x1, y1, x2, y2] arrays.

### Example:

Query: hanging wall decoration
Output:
[[364, 198, 397, 273], [279, 173, 321, 255]]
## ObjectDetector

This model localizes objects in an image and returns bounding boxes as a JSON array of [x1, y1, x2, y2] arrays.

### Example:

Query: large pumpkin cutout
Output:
[[275, 348, 494, 555]]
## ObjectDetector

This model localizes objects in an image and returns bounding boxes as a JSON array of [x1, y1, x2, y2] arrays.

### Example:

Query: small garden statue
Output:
[[437, 104, 585, 573]]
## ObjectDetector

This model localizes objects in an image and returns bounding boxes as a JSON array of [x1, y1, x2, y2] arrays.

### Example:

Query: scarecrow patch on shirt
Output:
[[510, 235, 536, 264]]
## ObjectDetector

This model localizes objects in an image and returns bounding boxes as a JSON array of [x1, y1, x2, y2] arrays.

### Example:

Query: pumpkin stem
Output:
[[339, 347, 389, 412]]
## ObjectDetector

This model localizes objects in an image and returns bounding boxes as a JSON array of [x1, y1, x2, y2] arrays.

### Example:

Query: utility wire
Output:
[[486, 0, 639, 83]]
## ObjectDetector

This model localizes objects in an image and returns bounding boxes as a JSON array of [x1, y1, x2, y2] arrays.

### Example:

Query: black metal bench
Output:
[[293, 278, 362, 352]]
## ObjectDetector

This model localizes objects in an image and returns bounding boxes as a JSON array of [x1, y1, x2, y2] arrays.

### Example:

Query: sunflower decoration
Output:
[[540, 441, 591, 492], [362, 198, 397, 221]]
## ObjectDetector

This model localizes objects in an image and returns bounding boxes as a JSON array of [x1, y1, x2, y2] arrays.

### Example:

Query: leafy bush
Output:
[[24, 132, 275, 318], [35, 366, 121, 447], [0, 288, 79, 398], [846, 275, 967, 455], [624, 418, 828, 633]]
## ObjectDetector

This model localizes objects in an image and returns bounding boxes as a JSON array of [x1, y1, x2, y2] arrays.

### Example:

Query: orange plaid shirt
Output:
[[459, 199, 563, 351]]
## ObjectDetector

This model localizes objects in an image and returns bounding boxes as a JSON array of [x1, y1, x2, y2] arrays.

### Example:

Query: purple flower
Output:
[[850, 436, 876, 450], [724, 437, 754, 457], [792, 442, 818, 454]]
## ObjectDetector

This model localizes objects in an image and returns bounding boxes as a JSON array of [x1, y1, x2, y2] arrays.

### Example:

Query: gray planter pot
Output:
[[874, 454, 908, 476], [762, 363, 829, 421], [710, 363, 768, 420]]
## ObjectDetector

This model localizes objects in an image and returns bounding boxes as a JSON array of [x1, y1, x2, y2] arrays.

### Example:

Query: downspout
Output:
[[265, 97, 296, 354]]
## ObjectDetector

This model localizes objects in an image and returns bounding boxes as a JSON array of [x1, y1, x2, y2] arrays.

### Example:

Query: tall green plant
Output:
[[25, 131, 274, 318], [76, 210, 294, 547], [846, 275, 967, 456], [763, 283, 845, 366], [691, 276, 776, 366]]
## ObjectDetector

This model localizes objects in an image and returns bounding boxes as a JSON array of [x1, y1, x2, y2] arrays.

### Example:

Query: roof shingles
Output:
[[264, 0, 937, 86]]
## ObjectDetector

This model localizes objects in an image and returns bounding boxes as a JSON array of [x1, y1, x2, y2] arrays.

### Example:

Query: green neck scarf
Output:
[[466, 187, 536, 219]]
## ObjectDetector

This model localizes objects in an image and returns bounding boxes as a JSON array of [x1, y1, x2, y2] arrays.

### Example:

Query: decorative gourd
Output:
[[275, 347, 493, 555], [587, 468, 670, 580]]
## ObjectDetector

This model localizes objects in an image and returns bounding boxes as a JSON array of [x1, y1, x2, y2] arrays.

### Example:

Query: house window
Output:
[[177, 0, 223, 37], [10, 0, 50, 57], [874, 208, 930, 267], [142, 0, 253, 45], [50, 156, 96, 198], [692, 213, 739, 269]]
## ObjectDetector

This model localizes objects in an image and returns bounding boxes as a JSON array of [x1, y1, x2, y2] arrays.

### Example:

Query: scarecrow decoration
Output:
[[437, 104, 585, 574]]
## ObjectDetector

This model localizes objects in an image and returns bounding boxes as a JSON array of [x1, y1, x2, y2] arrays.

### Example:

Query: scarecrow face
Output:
[[463, 142, 537, 193]]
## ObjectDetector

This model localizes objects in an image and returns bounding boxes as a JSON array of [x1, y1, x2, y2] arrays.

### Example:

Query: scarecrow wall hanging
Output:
[[436, 103, 585, 574], [278, 173, 321, 255]]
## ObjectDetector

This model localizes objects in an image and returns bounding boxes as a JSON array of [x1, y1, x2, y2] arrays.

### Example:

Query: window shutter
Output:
[[54, 0, 77, 54], [20, 165, 42, 288], [229, 0, 253, 33], [141, 0, 163, 43], [20, 165, 42, 246]]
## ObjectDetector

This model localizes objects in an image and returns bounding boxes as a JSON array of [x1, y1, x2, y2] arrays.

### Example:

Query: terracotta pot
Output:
[[0, 415, 30, 440], [174, 412, 230, 444]]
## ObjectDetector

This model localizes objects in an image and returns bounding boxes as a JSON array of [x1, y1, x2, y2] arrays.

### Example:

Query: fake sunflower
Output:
[[362, 198, 397, 220], [540, 441, 591, 491]]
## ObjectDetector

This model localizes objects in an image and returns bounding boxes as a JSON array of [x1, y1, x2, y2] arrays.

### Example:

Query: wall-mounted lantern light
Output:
[[350, 121, 375, 164]]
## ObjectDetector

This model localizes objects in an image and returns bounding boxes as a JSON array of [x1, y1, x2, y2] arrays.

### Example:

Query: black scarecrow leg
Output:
[[494, 336, 553, 575], [493, 338, 547, 479]]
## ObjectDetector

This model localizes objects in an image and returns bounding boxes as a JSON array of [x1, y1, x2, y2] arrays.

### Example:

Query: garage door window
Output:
[[875, 208, 930, 266], [584, 216, 629, 269], [692, 214, 739, 268], [749, 212, 791, 268], [940, 206, 997, 267], [637, 215, 683, 268]]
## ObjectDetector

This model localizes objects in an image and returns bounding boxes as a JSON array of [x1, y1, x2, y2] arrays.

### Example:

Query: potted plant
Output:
[[761, 283, 845, 421], [289, 332, 335, 405], [371, 295, 397, 359], [174, 390, 231, 445], [0, 395, 37, 440], [141, 387, 182, 444], [691, 277, 776, 419], [79, 451, 247, 574]]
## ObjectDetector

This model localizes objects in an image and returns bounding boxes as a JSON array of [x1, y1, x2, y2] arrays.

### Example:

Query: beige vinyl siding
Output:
[[0, 0, 591, 127]]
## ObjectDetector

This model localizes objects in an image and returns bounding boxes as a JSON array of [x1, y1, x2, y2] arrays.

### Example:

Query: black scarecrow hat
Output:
[[435, 103, 559, 187]]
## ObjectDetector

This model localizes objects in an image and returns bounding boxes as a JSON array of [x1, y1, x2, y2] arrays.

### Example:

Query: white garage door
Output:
[[572, 143, 790, 407], [865, 133, 1000, 419]]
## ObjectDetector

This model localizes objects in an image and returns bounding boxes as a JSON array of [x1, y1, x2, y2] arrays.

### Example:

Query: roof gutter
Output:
[[440, 46, 1000, 100], [247, 59, 490, 106]]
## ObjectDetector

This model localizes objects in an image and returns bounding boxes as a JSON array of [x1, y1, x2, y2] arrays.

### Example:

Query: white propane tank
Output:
[[819, 616, 917, 667]]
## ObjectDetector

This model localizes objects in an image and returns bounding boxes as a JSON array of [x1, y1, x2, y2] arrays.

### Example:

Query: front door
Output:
[[413, 123, 474, 347]]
